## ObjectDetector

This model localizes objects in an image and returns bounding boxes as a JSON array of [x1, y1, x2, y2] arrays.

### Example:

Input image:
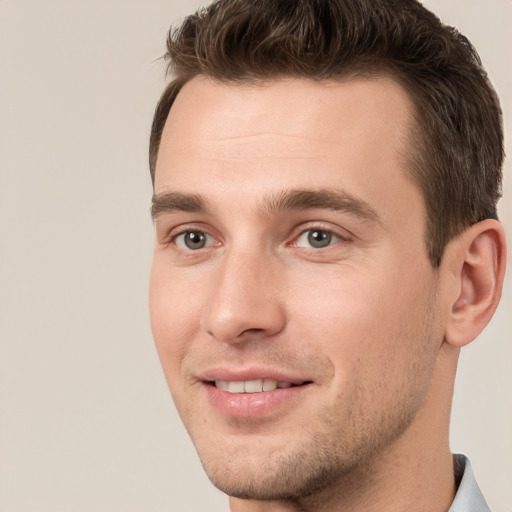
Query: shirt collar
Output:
[[449, 454, 490, 512]]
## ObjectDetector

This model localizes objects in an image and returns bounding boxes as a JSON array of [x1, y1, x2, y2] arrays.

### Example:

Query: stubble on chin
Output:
[[195, 392, 421, 503]]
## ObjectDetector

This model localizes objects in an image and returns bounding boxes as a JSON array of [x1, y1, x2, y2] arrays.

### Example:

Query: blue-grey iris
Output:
[[184, 231, 206, 249], [308, 230, 332, 248]]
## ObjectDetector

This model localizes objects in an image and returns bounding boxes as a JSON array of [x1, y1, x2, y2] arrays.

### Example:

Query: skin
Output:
[[149, 76, 506, 512]]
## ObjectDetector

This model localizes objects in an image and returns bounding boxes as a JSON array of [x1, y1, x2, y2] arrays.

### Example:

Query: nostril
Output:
[[241, 327, 266, 335]]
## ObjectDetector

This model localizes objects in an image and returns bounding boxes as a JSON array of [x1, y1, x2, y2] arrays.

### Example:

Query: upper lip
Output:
[[200, 367, 311, 385]]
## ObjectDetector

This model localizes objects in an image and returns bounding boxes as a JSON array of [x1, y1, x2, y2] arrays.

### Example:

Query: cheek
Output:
[[289, 264, 393, 342], [288, 262, 437, 386], [149, 261, 203, 386]]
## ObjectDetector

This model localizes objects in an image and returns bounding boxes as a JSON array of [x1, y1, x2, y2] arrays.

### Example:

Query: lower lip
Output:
[[204, 383, 311, 418]]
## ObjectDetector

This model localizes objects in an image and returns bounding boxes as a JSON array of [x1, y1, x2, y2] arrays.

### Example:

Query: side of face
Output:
[[149, 76, 449, 500]]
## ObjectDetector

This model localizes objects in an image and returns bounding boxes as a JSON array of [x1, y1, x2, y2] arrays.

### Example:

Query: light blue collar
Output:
[[449, 454, 490, 512]]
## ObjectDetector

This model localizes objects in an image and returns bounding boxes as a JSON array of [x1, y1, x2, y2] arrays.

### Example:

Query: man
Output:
[[148, 0, 507, 510]]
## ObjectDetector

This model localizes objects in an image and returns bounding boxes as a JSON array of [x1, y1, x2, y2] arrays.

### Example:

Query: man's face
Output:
[[150, 76, 446, 500]]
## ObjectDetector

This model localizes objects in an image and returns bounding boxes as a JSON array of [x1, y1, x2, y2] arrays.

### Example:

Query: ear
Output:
[[444, 219, 507, 348]]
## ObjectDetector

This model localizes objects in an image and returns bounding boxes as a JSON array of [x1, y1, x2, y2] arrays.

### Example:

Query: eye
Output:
[[294, 229, 341, 249], [174, 230, 215, 250]]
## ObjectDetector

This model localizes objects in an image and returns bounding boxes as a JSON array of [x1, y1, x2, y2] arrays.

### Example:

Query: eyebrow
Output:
[[151, 192, 210, 219], [263, 188, 380, 223], [151, 188, 380, 224]]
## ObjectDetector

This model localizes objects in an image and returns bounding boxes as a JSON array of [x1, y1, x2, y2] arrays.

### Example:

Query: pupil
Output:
[[185, 231, 206, 249], [308, 230, 331, 248]]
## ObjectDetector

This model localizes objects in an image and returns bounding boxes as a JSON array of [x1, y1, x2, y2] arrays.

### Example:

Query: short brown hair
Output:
[[149, 0, 504, 266]]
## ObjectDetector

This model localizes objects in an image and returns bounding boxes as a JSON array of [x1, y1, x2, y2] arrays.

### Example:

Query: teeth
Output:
[[215, 380, 229, 391], [244, 379, 263, 393], [228, 381, 245, 393], [214, 379, 295, 393], [262, 379, 278, 391]]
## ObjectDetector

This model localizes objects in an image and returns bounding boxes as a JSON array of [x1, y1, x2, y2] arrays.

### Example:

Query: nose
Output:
[[200, 249, 287, 344]]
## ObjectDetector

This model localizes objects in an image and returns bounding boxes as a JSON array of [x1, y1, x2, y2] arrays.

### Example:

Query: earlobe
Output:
[[444, 219, 507, 348]]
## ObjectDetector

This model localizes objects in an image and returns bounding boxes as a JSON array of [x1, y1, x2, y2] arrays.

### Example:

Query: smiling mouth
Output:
[[211, 379, 311, 394]]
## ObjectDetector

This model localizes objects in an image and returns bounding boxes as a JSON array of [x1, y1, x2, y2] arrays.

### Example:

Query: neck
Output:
[[229, 344, 459, 512]]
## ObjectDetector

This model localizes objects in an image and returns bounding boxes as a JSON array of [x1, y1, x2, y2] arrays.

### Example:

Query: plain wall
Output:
[[0, 1, 510, 511]]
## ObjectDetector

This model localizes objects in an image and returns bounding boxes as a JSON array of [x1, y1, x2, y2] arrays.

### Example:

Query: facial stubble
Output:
[[191, 287, 442, 504]]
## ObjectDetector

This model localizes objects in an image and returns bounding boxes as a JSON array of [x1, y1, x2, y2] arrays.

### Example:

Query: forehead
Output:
[[158, 76, 413, 156], [154, 76, 422, 227]]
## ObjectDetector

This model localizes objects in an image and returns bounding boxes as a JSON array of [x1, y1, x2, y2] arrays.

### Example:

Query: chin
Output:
[[204, 459, 340, 502], [195, 433, 369, 502]]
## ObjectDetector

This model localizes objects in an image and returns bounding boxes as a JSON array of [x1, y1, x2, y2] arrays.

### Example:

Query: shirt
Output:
[[449, 454, 490, 512]]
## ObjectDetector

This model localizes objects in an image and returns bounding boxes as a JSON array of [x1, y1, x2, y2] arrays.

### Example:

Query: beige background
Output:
[[0, 1, 510, 511]]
